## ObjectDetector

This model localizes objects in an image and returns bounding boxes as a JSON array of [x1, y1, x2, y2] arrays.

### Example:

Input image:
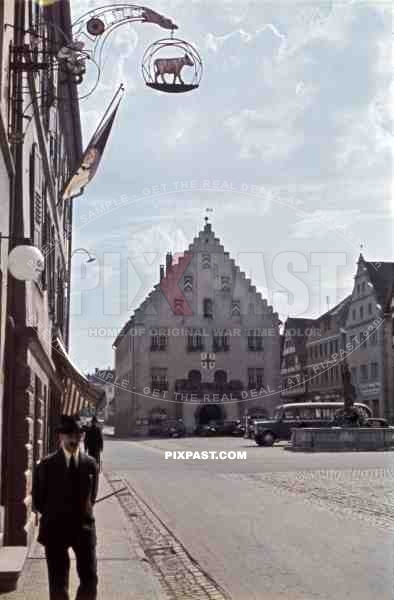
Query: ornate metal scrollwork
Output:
[[70, 4, 178, 98]]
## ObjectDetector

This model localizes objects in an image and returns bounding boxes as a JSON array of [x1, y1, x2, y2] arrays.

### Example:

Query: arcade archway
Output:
[[197, 404, 224, 425]]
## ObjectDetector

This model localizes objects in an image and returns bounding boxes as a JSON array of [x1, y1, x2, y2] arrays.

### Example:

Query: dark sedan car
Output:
[[149, 419, 186, 437], [195, 420, 244, 436], [254, 402, 372, 446], [220, 420, 244, 436]]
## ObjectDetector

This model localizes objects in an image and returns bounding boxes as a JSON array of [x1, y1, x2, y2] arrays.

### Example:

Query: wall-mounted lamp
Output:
[[0, 234, 45, 282], [71, 248, 96, 264]]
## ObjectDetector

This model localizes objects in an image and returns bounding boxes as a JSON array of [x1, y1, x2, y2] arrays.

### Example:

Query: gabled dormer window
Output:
[[231, 301, 240, 317], [184, 275, 193, 292]]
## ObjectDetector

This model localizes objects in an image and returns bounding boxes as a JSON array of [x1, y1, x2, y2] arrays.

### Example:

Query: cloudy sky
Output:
[[68, 0, 393, 372]]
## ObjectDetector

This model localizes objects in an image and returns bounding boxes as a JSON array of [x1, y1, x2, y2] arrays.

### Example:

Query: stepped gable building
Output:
[[114, 219, 281, 435]]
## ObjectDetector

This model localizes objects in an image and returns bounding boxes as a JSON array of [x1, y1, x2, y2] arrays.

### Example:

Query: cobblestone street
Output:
[[223, 467, 394, 532], [104, 436, 394, 600]]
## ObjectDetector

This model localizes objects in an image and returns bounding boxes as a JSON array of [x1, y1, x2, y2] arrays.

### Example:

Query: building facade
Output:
[[344, 255, 394, 418], [87, 369, 115, 422], [0, 0, 15, 550], [0, 0, 96, 563], [114, 221, 281, 435], [280, 318, 314, 403], [305, 296, 351, 403], [301, 254, 394, 419]]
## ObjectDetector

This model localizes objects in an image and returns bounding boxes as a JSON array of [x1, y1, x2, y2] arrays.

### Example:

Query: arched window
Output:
[[188, 370, 202, 386]]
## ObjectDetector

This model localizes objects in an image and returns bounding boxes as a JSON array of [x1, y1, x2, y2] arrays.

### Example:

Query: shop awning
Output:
[[53, 337, 104, 415]]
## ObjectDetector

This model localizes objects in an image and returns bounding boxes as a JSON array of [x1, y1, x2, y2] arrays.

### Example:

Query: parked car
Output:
[[254, 402, 373, 446], [163, 419, 186, 437], [243, 414, 268, 439], [219, 420, 244, 436], [194, 420, 243, 436], [148, 423, 165, 436], [149, 419, 185, 437]]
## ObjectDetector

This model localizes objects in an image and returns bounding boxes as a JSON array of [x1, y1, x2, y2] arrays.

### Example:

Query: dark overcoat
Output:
[[84, 425, 103, 455], [32, 449, 99, 546]]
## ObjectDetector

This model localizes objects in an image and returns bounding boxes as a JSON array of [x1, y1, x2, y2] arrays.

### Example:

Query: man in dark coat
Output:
[[84, 416, 104, 469], [32, 415, 99, 600]]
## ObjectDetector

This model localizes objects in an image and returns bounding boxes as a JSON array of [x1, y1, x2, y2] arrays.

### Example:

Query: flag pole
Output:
[[90, 83, 125, 140]]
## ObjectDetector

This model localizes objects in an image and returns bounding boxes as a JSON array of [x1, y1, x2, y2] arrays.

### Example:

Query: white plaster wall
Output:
[[115, 226, 281, 434]]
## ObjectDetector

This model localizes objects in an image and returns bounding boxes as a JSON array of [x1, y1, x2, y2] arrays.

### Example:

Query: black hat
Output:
[[56, 415, 83, 434]]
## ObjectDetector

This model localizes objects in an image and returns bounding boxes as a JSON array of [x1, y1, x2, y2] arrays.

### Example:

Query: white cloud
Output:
[[334, 103, 393, 172], [206, 23, 286, 54], [127, 221, 190, 261], [224, 88, 312, 162], [68, 0, 393, 370], [276, 2, 354, 60]]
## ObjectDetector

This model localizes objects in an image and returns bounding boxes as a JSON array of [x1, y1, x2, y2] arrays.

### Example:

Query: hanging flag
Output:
[[62, 86, 124, 201]]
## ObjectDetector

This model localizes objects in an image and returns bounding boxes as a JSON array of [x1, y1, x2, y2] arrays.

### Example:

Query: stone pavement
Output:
[[107, 475, 228, 600], [0, 473, 166, 600], [223, 467, 394, 532]]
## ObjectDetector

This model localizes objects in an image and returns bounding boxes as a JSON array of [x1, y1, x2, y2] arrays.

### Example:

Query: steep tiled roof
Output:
[[364, 260, 394, 310], [113, 316, 135, 348], [284, 317, 314, 333], [283, 317, 315, 359], [317, 295, 351, 327]]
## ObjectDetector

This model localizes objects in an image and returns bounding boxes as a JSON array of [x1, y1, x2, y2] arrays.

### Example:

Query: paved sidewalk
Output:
[[0, 473, 167, 600]]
